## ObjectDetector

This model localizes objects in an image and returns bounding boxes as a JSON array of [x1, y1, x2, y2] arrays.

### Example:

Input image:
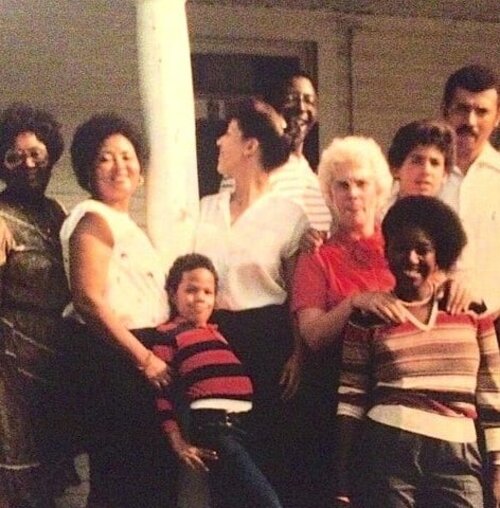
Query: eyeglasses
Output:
[[283, 92, 317, 107], [3, 148, 49, 170]]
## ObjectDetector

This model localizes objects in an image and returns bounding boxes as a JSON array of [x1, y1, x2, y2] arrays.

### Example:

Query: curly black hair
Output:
[[70, 113, 148, 192], [166, 253, 219, 319], [0, 103, 64, 179], [382, 196, 466, 271]]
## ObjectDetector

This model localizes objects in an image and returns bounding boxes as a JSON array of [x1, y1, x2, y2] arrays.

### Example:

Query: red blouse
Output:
[[292, 229, 395, 313]]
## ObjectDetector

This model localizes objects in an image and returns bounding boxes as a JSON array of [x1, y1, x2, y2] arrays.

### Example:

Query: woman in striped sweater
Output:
[[153, 253, 282, 508], [334, 196, 500, 507]]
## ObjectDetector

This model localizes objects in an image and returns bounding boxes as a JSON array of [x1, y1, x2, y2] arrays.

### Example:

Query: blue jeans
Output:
[[191, 412, 283, 508], [359, 419, 484, 508]]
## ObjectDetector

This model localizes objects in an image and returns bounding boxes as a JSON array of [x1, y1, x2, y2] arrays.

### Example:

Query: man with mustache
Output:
[[220, 71, 331, 233], [439, 64, 500, 316]]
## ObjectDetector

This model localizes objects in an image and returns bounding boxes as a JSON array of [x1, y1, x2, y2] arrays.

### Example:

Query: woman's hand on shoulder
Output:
[[299, 227, 327, 254], [351, 291, 407, 324], [437, 276, 477, 315]]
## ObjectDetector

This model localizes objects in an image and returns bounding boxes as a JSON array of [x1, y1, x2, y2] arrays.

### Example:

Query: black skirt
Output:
[[68, 322, 176, 508], [212, 304, 293, 419], [212, 304, 294, 502]]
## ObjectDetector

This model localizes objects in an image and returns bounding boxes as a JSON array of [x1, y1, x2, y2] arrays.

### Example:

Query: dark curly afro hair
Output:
[[382, 195, 466, 271], [0, 103, 64, 180]]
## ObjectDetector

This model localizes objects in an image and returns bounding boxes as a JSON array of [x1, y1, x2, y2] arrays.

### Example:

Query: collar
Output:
[[328, 227, 386, 265], [173, 315, 218, 331], [453, 142, 500, 178], [157, 316, 218, 333]]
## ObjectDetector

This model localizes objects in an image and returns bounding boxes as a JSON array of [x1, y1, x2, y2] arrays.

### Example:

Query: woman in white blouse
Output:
[[194, 98, 309, 505], [60, 114, 175, 508]]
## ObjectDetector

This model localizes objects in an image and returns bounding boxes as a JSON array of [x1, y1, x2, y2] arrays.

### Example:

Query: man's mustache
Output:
[[455, 125, 477, 137]]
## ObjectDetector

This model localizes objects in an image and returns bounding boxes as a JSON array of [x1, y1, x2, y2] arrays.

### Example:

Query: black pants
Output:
[[359, 419, 484, 508], [69, 324, 177, 507], [285, 345, 341, 508]]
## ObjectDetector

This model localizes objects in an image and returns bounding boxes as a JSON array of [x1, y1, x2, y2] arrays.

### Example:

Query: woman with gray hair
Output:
[[290, 136, 406, 508], [294, 135, 405, 345]]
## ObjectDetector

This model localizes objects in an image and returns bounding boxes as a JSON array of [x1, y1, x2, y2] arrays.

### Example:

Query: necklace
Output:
[[396, 282, 434, 308]]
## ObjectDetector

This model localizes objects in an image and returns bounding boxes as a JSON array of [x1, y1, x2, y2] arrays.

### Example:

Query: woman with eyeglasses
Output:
[[0, 104, 80, 507]]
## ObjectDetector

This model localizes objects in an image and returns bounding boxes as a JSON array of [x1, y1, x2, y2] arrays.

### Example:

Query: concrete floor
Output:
[[53, 455, 210, 508], [54, 455, 89, 508]]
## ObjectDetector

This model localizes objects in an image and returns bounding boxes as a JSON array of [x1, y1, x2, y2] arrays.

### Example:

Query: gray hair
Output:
[[318, 136, 392, 223]]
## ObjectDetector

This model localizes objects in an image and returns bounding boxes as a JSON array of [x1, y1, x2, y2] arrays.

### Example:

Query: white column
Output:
[[136, 0, 199, 272]]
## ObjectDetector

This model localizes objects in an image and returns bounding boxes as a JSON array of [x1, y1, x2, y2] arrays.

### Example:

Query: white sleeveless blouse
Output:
[[60, 199, 169, 329]]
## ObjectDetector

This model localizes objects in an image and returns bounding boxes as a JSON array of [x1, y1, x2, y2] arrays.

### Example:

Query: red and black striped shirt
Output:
[[153, 318, 253, 433]]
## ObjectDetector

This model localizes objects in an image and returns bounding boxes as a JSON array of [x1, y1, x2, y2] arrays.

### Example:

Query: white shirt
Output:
[[194, 192, 308, 311], [60, 199, 169, 328], [220, 154, 331, 232], [439, 143, 500, 313]]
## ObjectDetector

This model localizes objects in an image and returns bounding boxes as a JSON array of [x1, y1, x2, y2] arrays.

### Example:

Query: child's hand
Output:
[[177, 443, 218, 472]]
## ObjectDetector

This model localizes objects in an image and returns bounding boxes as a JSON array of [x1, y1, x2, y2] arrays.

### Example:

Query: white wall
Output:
[[1, 1, 499, 218], [187, 4, 500, 151], [0, 0, 145, 220]]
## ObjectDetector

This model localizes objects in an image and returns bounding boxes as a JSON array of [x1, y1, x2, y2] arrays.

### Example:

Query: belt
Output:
[[191, 408, 250, 429]]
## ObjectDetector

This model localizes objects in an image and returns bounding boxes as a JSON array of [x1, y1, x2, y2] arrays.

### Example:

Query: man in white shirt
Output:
[[439, 64, 500, 314], [220, 72, 331, 232]]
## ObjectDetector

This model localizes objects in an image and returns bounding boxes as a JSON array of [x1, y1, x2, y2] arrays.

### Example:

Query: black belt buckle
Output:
[[192, 408, 245, 429], [225, 411, 240, 428]]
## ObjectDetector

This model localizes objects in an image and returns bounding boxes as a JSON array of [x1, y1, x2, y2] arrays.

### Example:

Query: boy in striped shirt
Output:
[[153, 253, 282, 508]]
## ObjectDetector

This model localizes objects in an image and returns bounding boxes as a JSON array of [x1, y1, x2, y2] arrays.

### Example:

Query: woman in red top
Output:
[[290, 136, 406, 508]]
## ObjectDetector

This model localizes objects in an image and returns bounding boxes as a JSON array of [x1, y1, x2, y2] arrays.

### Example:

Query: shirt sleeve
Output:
[[280, 205, 309, 260], [337, 321, 373, 420], [298, 180, 332, 233], [292, 251, 329, 313], [476, 314, 500, 451], [152, 343, 180, 434]]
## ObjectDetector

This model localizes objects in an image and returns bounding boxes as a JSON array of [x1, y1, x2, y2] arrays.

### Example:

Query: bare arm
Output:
[[280, 253, 303, 399], [297, 292, 407, 352], [69, 212, 170, 387]]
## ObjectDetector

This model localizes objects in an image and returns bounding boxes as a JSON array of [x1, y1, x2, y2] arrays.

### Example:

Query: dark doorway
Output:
[[192, 53, 318, 197]]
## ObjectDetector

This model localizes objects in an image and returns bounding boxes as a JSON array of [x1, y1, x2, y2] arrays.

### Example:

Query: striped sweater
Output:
[[153, 319, 253, 434], [337, 302, 500, 450]]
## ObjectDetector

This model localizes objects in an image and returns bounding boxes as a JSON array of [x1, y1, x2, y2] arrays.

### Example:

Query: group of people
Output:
[[0, 62, 498, 508]]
